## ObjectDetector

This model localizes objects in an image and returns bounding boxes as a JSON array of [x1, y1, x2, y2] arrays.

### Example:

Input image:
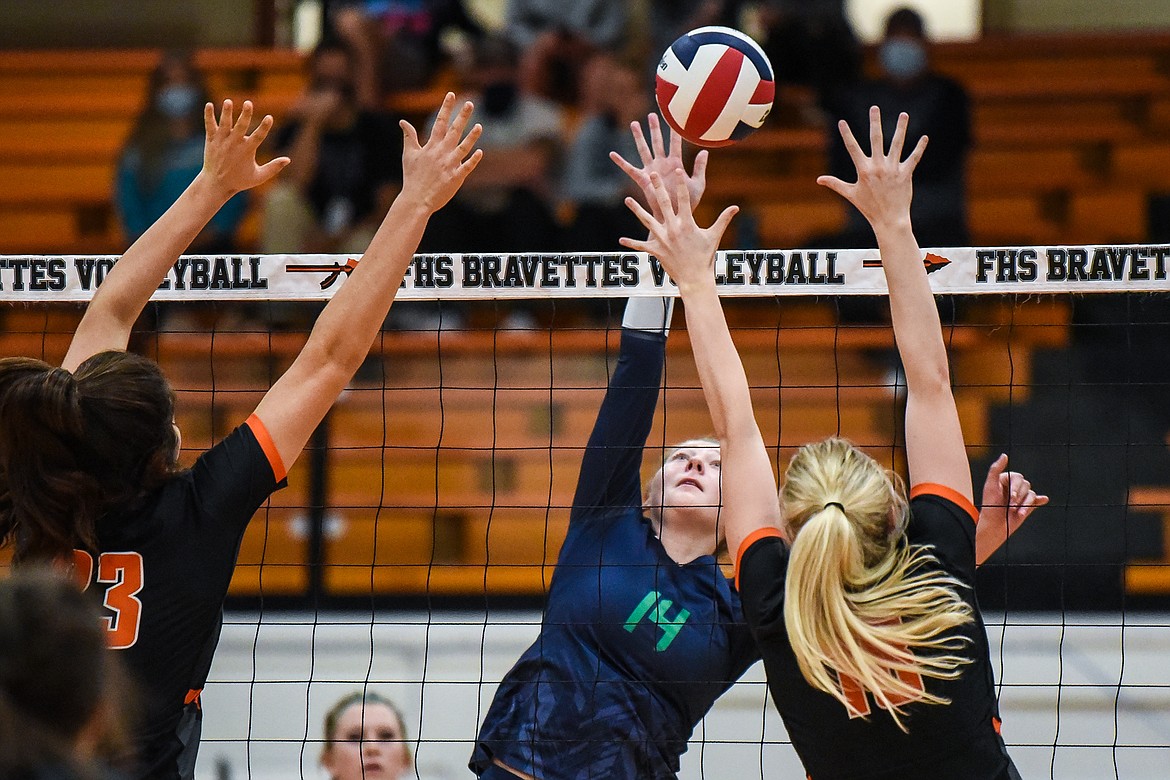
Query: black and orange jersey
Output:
[[736, 486, 1014, 780], [75, 415, 286, 779]]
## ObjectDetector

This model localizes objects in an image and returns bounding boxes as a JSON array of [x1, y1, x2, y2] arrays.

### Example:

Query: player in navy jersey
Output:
[[620, 107, 1038, 779], [472, 115, 1041, 780], [0, 94, 482, 779]]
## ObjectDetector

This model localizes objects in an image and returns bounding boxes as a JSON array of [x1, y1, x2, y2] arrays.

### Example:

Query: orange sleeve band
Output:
[[185, 688, 202, 707], [246, 414, 287, 483], [910, 483, 978, 524], [734, 526, 784, 592]]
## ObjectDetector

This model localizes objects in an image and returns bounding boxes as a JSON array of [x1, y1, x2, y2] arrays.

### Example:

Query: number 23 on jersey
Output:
[[73, 550, 144, 650]]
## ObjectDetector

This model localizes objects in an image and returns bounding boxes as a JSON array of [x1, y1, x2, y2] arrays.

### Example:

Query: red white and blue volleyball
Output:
[[655, 26, 774, 148]]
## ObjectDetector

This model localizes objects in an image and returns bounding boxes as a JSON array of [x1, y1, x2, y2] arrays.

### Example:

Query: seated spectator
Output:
[[411, 35, 562, 330], [648, 0, 744, 66], [562, 56, 648, 254], [0, 568, 131, 779], [261, 41, 403, 258], [822, 6, 970, 249], [503, 0, 628, 104], [418, 35, 562, 258], [116, 51, 246, 254], [320, 692, 413, 780], [332, 0, 483, 105], [756, 0, 861, 119]]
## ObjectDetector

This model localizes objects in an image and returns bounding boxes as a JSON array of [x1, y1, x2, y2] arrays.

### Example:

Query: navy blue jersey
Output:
[[76, 416, 286, 779], [473, 329, 760, 779], [736, 487, 1012, 780]]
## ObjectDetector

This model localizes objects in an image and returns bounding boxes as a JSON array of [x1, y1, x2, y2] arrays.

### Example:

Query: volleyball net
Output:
[[2, 247, 1169, 779]]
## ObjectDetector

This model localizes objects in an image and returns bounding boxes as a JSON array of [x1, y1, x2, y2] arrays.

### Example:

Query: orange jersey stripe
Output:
[[910, 483, 978, 524], [734, 526, 783, 591], [246, 414, 287, 482]]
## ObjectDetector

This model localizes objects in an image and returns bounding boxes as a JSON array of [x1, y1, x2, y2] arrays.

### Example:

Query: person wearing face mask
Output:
[[822, 7, 970, 250], [261, 41, 404, 260], [116, 52, 248, 255], [413, 35, 562, 330]]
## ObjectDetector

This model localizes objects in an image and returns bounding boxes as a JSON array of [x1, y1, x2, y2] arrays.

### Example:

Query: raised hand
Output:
[[399, 92, 483, 214], [200, 100, 290, 199], [620, 170, 737, 293], [816, 107, 927, 234], [976, 453, 1049, 564], [611, 113, 708, 218]]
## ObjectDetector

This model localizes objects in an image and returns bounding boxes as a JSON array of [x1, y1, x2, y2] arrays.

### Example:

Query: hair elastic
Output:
[[823, 501, 845, 513]]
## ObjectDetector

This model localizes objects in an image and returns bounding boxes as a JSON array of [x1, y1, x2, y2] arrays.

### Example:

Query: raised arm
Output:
[[570, 113, 707, 516], [252, 94, 482, 471], [818, 108, 973, 502], [620, 172, 780, 560], [64, 101, 289, 372]]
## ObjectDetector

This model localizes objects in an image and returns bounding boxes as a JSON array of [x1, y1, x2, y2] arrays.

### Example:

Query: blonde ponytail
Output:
[[781, 439, 974, 732]]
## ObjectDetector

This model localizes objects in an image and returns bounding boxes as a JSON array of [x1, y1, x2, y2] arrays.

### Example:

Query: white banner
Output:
[[2, 246, 1170, 302]]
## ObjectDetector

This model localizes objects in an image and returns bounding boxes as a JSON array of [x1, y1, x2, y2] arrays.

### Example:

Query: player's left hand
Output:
[[620, 170, 736, 293], [816, 107, 927, 234], [200, 99, 291, 200], [611, 113, 707, 218], [399, 92, 483, 214]]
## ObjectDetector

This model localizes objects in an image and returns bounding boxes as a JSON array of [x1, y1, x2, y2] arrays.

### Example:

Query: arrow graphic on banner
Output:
[[862, 253, 952, 274], [286, 258, 359, 289]]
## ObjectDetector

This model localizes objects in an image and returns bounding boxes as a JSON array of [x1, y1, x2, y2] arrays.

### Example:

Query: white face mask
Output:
[[879, 38, 927, 81], [155, 84, 200, 119]]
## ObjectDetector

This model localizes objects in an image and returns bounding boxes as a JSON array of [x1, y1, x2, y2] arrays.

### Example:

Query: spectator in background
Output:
[[503, 0, 628, 104], [562, 56, 649, 255], [331, 0, 483, 106], [756, 0, 861, 119], [320, 692, 413, 780], [261, 41, 403, 258], [418, 35, 562, 259], [0, 568, 131, 779], [116, 52, 246, 254], [648, 0, 744, 67], [823, 6, 970, 249], [411, 35, 561, 330]]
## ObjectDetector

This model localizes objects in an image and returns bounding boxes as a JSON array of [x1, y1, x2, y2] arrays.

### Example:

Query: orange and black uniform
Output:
[[735, 486, 1020, 780], [75, 416, 286, 780]]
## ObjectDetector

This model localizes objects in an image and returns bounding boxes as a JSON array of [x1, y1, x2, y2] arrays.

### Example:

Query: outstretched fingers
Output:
[[246, 114, 276, 149], [631, 119, 654, 169], [815, 174, 852, 200], [400, 119, 421, 151], [446, 99, 475, 144], [868, 105, 884, 158], [204, 102, 216, 138], [889, 111, 908, 162], [648, 112, 668, 160], [234, 100, 254, 137], [837, 119, 866, 169], [708, 205, 739, 245], [904, 134, 929, 172], [456, 122, 483, 158], [623, 195, 659, 234], [217, 99, 234, 138], [428, 92, 457, 145]]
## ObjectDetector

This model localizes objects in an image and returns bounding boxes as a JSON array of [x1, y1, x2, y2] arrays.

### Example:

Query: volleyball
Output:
[[655, 26, 775, 148]]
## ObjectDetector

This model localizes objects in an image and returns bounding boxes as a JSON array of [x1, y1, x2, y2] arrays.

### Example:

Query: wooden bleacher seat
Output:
[[1124, 486, 1170, 596]]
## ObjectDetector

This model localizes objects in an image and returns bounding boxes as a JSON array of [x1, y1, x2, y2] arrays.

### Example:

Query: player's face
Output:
[[657, 441, 723, 515], [322, 703, 410, 780]]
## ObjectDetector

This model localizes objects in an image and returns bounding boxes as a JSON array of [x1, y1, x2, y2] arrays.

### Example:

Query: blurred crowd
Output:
[[117, 2, 972, 329]]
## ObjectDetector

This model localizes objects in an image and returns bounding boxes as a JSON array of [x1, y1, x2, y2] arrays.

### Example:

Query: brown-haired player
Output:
[[0, 94, 482, 779]]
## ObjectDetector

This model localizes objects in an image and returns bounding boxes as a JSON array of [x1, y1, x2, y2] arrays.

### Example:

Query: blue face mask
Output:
[[155, 84, 200, 119], [879, 38, 927, 81]]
